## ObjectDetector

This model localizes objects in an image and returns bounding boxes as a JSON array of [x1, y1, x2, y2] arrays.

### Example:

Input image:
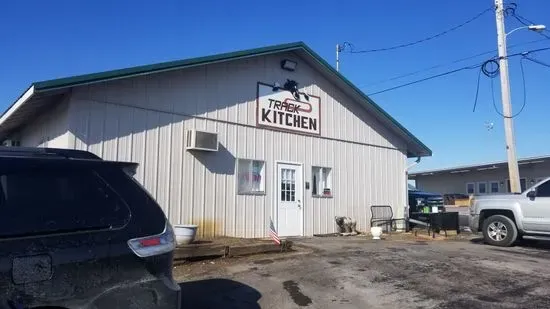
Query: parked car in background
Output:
[[408, 188, 444, 214], [470, 177, 550, 247], [0, 147, 181, 309]]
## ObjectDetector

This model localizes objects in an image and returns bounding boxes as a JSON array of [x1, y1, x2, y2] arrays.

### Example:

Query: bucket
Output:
[[370, 226, 383, 240], [173, 224, 198, 246]]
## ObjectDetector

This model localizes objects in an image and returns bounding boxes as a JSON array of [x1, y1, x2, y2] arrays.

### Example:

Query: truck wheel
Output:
[[482, 215, 518, 247]]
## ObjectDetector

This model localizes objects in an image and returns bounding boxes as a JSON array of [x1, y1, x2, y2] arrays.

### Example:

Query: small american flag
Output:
[[269, 218, 281, 245]]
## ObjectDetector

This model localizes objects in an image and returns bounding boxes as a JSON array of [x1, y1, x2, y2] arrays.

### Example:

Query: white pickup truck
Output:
[[470, 177, 550, 246]]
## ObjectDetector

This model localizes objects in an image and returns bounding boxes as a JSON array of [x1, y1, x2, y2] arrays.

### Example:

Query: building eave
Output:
[[409, 155, 550, 177], [0, 42, 431, 156], [0, 85, 35, 127]]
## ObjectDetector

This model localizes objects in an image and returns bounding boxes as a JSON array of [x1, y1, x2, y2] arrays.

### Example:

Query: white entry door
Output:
[[277, 163, 303, 237]]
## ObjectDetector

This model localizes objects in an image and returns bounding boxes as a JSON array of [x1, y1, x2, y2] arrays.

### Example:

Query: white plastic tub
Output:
[[173, 224, 198, 246], [370, 226, 383, 240]]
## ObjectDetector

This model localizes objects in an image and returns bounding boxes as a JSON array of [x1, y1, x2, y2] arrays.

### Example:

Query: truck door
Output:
[[521, 180, 550, 232]]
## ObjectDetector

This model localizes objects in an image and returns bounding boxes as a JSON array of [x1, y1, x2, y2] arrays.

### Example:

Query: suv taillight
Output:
[[127, 222, 176, 257]]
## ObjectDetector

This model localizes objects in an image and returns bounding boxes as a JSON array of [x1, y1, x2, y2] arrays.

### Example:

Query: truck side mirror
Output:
[[527, 190, 536, 199]]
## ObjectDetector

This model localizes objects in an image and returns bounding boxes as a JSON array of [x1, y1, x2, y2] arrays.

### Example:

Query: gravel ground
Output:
[[176, 235, 550, 309]]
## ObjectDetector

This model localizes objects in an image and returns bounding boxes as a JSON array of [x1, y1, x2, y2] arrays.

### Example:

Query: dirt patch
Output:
[[412, 241, 429, 245]]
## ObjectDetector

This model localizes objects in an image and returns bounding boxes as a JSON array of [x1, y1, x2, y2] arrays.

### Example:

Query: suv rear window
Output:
[[0, 164, 130, 238]]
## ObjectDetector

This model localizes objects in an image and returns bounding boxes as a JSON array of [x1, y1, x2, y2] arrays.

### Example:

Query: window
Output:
[[312, 167, 332, 197], [466, 183, 475, 194], [237, 159, 265, 194], [507, 178, 527, 192], [280, 168, 296, 202], [490, 181, 499, 193], [0, 165, 130, 238], [536, 180, 550, 197], [477, 182, 487, 194]]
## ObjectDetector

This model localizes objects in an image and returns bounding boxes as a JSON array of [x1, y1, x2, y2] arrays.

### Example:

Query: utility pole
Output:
[[336, 44, 340, 71], [494, 0, 521, 193]]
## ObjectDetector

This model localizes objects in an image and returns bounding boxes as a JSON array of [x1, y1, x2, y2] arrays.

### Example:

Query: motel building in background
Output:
[[0, 42, 431, 238], [410, 155, 550, 196]]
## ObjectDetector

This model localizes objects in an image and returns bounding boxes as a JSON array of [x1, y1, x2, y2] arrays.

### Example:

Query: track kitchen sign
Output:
[[256, 82, 320, 135]]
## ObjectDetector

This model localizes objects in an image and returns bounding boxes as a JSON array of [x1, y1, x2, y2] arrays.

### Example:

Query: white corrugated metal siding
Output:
[[19, 98, 70, 148], [57, 51, 409, 238]]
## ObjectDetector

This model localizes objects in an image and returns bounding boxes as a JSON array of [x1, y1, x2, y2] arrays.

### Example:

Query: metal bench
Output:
[[370, 205, 407, 233]]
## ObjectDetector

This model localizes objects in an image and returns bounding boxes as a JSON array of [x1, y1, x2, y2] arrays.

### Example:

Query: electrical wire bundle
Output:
[[472, 56, 527, 119]]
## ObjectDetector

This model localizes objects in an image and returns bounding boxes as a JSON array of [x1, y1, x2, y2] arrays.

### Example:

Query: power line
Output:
[[366, 64, 481, 96], [472, 68, 484, 112], [523, 56, 550, 68], [343, 7, 494, 54], [472, 59, 499, 112], [365, 50, 494, 88], [513, 46, 550, 58], [513, 14, 550, 39], [505, 3, 550, 40], [489, 57, 528, 118], [366, 47, 550, 96], [361, 38, 547, 88]]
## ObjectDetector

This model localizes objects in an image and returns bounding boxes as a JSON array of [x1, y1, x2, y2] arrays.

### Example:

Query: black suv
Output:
[[0, 147, 180, 309]]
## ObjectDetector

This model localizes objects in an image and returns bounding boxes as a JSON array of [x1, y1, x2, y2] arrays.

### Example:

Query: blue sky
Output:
[[1, 0, 549, 171]]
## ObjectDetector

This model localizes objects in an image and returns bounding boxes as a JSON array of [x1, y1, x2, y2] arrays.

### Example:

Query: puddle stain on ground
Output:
[[476, 295, 500, 303], [329, 260, 342, 265], [254, 259, 274, 265], [283, 280, 313, 307]]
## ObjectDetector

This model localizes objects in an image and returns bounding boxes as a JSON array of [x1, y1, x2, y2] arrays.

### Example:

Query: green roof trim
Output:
[[27, 41, 430, 157], [33, 42, 304, 91]]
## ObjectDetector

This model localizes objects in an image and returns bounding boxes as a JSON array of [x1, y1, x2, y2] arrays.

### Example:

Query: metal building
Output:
[[0, 42, 431, 238], [410, 155, 550, 195]]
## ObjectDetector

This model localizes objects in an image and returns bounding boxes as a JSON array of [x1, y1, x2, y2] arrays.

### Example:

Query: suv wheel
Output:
[[482, 215, 518, 247]]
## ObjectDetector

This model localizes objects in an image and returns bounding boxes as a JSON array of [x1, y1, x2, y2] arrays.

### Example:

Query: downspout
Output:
[[404, 157, 421, 231], [407, 157, 422, 171]]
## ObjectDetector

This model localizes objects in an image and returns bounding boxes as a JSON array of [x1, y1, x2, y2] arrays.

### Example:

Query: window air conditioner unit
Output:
[[2, 139, 20, 147], [186, 129, 218, 151]]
